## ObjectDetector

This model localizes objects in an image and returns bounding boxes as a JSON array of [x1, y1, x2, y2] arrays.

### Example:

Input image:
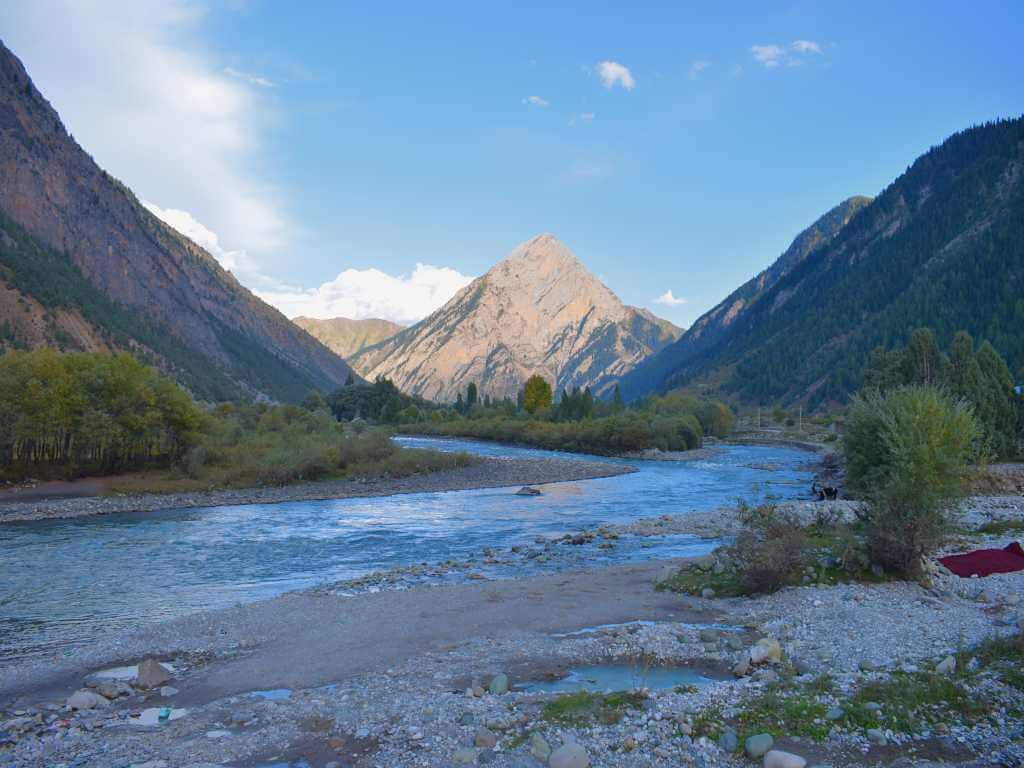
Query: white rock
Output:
[[935, 655, 956, 674], [549, 742, 590, 768], [764, 750, 807, 768], [66, 689, 110, 710]]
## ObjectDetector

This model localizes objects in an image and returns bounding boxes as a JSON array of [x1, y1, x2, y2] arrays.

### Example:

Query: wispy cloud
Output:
[[653, 290, 687, 306], [144, 201, 473, 324], [0, 0, 288, 267], [751, 40, 825, 69], [689, 60, 712, 80], [751, 44, 786, 68], [223, 66, 274, 88], [596, 60, 635, 90], [522, 95, 550, 107], [791, 40, 823, 55]]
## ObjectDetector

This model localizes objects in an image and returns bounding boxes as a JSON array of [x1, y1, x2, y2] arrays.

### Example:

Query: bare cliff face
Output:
[[0, 41, 357, 401], [292, 316, 404, 360], [350, 234, 681, 401]]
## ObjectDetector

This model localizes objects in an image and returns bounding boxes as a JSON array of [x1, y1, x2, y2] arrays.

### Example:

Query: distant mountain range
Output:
[[350, 234, 682, 401], [0, 41, 358, 402], [293, 316, 404, 360], [623, 116, 1024, 408]]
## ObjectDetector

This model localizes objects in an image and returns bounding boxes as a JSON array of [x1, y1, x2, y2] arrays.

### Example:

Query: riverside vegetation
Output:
[[396, 378, 735, 456], [0, 348, 473, 492]]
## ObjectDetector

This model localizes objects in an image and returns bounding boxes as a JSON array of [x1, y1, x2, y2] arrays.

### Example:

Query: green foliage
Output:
[[554, 386, 595, 422], [635, 118, 1024, 411], [522, 374, 553, 415], [0, 349, 202, 476], [541, 690, 645, 726], [402, 411, 704, 455], [844, 385, 977, 574], [862, 328, 1021, 458], [326, 376, 434, 424], [185, 403, 474, 487]]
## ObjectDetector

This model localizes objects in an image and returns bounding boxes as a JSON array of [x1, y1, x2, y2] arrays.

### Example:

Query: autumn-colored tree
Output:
[[522, 375, 552, 415]]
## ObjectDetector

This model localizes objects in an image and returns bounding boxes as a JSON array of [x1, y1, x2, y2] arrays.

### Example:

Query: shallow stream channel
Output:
[[0, 438, 813, 667]]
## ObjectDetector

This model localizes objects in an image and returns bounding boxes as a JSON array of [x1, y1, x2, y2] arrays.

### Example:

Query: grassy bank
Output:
[[398, 413, 707, 456]]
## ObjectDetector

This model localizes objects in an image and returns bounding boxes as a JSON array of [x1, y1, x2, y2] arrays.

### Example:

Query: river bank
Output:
[[2, 492, 1023, 768], [0, 455, 635, 524]]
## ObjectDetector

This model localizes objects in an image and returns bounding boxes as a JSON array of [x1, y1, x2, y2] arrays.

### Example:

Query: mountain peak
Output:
[[351, 236, 679, 401]]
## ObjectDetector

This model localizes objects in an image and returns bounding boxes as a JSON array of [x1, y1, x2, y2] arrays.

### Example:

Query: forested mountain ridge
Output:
[[0, 41, 357, 401], [619, 195, 872, 400], [293, 316, 405, 360], [623, 116, 1024, 409], [350, 234, 682, 402]]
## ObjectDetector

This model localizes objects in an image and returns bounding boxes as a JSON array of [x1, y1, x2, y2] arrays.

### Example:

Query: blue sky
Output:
[[2, 2, 1022, 325]]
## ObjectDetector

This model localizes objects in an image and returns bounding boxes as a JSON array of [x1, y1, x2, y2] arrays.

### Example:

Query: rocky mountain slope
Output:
[[350, 234, 681, 401], [0, 41, 357, 402], [293, 316, 404, 360], [619, 195, 872, 400], [623, 116, 1024, 409]]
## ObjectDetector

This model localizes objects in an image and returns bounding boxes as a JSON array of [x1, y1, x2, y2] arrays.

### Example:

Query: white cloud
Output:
[[522, 95, 550, 107], [751, 44, 786, 68], [596, 60, 635, 90], [223, 66, 275, 88], [752, 40, 825, 68], [689, 60, 712, 80], [791, 40, 823, 55], [0, 0, 287, 267], [143, 202, 472, 324], [653, 290, 687, 307], [257, 264, 475, 325]]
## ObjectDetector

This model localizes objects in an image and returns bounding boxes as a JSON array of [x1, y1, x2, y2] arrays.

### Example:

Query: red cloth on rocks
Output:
[[938, 541, 1024, 577]]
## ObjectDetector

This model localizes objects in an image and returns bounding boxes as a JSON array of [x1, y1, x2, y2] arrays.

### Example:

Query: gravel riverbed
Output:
[[3, 495, 1023, 768]]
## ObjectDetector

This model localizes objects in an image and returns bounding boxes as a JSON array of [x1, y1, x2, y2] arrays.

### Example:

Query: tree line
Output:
[[0, 348, 200, 474]]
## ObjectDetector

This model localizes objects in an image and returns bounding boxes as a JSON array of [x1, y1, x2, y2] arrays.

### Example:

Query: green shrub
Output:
[[843, 385, 977, 575], [733, 504, 810, 593]]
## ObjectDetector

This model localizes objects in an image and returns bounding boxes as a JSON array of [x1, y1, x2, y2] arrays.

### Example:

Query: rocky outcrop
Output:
[[293, 316, 404, 360], [349, 234, 681, 401], [0, 41, 357, 401]]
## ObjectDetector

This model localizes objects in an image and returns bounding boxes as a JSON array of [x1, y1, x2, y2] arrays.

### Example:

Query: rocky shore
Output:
[[2, 493, 1023, 767], [0, 456, 634, 524]]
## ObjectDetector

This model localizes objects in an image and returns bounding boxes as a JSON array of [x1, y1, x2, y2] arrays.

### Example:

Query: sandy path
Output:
[[0, 558, 717, 707]]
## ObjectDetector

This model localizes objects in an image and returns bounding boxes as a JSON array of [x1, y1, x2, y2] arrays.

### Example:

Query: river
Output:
[[0, 438, 814, 666]]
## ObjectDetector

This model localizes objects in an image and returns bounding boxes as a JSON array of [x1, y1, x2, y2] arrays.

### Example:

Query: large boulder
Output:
[[745, 733, 774, 759], [549, 742, 590, 768], [67, 689, 111, 710], [136, 659, 172, 689], [764, 750, 807, 768]]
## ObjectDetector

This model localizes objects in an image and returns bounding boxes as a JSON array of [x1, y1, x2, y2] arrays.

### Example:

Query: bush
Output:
[[732, 503, 810, 594], [843, 385, 977, 575]]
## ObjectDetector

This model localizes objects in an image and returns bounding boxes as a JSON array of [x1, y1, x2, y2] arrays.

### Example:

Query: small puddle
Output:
[[250, 688, 292, 701], [515, 664, 717, 694]]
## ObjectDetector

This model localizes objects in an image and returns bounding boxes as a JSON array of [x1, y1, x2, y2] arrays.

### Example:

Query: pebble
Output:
[[867, 728, 887, 745], [718, 726, 738, 753], [136, 659, 172, 689], [452, 746, 478, 764], [529, 732, 551, 760], [473, 727, 497, 748]]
